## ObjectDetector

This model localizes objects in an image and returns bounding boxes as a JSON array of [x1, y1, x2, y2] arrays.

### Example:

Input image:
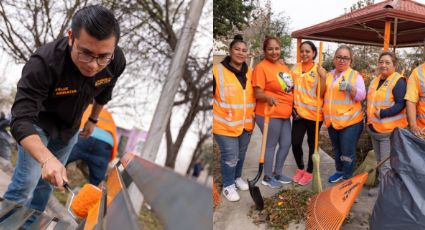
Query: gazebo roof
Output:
[[292, 0, 425, 47]]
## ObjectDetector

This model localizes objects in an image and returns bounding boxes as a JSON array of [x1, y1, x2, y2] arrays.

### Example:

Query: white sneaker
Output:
[[235, 178, 249, 191], [222, 184, 240, 202]]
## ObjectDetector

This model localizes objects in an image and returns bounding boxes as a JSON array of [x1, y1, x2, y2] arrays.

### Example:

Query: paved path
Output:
[[213, 125, 377, 230]]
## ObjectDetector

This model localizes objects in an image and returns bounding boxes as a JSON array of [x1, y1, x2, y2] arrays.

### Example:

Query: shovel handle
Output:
[[260, 105, 275, 163]]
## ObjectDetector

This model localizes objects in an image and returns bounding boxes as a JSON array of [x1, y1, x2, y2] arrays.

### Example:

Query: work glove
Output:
[[339, 78, 352, 92]]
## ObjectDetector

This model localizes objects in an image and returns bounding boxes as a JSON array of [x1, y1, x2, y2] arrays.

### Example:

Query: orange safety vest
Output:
[[415, 64, 425, 128], [80, 105, 118, 162], [367, 72, 407, 133], [292, 63, 323, 121], [213, 63, 256, 136], [323, 68, 363, 130]]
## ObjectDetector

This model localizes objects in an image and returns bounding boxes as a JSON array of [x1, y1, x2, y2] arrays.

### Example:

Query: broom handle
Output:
[[372, 155, 391, 171], [314, 42, 323, 151]]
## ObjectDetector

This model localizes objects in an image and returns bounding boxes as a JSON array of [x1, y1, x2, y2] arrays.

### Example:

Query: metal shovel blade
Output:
[[248, 164, 264, 210]]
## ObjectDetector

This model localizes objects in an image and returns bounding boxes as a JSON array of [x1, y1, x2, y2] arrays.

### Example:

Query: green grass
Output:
[[53, 190, 68, 206], [138, 205, 163, 230]]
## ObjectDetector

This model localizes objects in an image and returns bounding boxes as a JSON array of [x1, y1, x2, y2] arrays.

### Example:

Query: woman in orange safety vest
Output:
[[291, 41, 326, 186], [405, 62, 425, 137], [213, 35, 256, 202], [252, 36, 294, 189], [323, 45, 366, 183], [366, 52, 407, 195]]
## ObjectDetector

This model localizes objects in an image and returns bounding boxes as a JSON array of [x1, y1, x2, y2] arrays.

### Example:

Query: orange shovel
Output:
[[248, 105, 274, 210]]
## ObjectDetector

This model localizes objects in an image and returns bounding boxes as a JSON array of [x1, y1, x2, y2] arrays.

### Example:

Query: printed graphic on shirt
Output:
[[55, 87, 77, 96], [95, 77, 112, 87], [277, 72, 293, 93]]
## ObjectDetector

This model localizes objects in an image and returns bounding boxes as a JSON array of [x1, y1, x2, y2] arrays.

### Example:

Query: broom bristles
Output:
[[312, 152, 322, 193]]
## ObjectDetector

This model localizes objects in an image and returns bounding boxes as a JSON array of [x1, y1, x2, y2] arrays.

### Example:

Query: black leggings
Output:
[[291, 118, 323, 173]]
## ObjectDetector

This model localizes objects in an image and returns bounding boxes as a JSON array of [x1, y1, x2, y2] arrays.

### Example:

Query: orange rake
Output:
[[306, 156, 390, 230]]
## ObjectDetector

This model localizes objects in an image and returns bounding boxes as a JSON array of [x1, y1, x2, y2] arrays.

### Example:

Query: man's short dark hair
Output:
[[71, 5, 120, 44]]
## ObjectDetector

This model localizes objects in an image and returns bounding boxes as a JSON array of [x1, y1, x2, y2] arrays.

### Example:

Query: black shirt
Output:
[[11, 37, 126, 142]]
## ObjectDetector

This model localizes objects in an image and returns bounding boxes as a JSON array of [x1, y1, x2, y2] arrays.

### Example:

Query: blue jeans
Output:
[[214, 130, 252, 187], [4, 125, 78, 212], [67, 136, 112, 185], [328, 121, 363, 179]]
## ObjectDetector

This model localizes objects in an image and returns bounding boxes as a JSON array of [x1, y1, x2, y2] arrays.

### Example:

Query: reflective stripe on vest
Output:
[[324, 109, 362, 121], [294, 100, 322, 112], [218, 64, 226, 102], [213, 114, 253, 127], [213, 99, 255, 109], [370, 113, 406, 123]]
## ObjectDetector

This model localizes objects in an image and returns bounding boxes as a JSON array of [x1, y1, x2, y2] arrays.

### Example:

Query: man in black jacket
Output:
[[3, 5, 126, 214]]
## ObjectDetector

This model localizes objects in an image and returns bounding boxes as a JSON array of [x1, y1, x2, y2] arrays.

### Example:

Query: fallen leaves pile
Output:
[[248, 189, 314, 229]]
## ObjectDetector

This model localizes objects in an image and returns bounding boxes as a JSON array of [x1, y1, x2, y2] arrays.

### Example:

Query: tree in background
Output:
[[0, 0, 212, 170], [213, 0, 253, 38], [214, 0, 292, 64], [350, 0, 375, 12]]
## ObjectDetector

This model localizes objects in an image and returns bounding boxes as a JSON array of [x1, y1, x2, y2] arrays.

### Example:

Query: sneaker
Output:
[[328, 172, 345, 183], [292, 169, 305, 183], [235, 178, 249, 191], [262, 176, 283, 189], [274, 175, 292, 184], [222, 184, 240, 202], [298, 172, 313, 186]]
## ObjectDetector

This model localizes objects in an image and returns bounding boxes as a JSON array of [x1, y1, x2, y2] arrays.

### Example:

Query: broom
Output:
[[306, 156, 390, 230], [353, 150, 377, 186], [311, 41, 323, 193]]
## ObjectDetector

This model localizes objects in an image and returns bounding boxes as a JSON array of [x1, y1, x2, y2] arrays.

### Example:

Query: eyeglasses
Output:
[[77, 52, 114, 66], [335, 56, 351, 63]]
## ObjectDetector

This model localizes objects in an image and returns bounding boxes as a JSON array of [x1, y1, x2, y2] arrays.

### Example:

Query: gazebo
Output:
[[292, 0, 425, 62]]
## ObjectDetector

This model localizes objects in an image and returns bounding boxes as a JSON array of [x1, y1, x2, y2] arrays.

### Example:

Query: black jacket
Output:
[[11, 37, 126, 142]]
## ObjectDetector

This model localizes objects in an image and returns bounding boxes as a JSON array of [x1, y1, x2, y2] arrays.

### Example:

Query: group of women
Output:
[[213, 34, 422, 202]]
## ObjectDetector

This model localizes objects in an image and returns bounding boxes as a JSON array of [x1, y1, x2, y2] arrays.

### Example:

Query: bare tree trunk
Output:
[[142, 0, 206, 162], [185, 131, 210, 175]]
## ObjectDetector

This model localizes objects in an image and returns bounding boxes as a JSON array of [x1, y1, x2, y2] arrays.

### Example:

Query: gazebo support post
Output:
[[297, 38, 302, 63], [393, 18, 398, 52], [384, 20, 391, 51]]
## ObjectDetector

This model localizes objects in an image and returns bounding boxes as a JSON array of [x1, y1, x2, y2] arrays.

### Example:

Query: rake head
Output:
[[306, 173, 368, 230]]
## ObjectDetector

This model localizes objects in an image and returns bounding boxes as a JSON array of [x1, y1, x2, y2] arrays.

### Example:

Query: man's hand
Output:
[[41, 156, 67, 191], [79, 120, 96, 138]]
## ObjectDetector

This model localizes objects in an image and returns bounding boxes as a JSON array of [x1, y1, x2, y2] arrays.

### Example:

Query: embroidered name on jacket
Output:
[[95, 77, 112, 87], [55, 87, 77, 96]]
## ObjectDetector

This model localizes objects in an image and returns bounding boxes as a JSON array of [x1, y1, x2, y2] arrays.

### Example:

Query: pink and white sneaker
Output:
[[293, 169, 305, 183]]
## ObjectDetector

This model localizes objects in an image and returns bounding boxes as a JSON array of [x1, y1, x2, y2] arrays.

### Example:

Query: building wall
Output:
[[116, 127, 147, 157]]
